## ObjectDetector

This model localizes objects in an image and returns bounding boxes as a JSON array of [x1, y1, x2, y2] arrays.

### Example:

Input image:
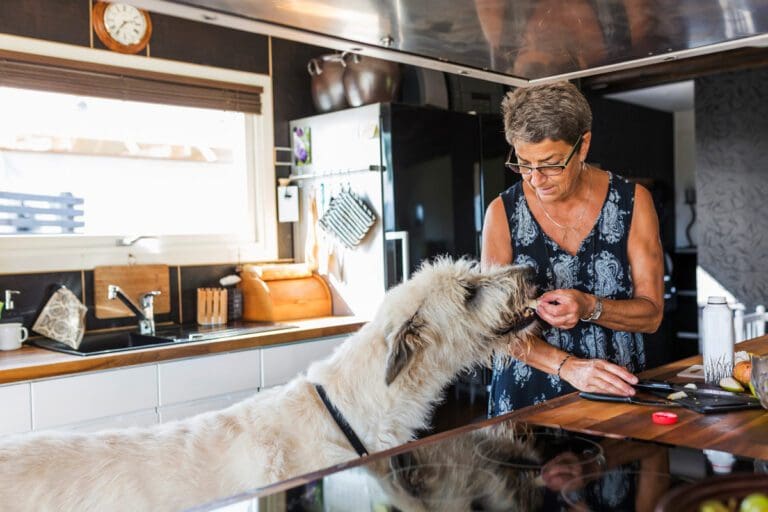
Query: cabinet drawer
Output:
[[32, 365, 157, 430], [158, 388, 256, 423], [158, 349, 261, 406], [62, 409, 159, 433], [0, 383, 31, 436], [261, 335, 345, 388]]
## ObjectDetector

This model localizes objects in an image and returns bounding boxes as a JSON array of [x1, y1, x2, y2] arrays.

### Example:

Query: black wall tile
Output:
[[272, 38, 335, 148], [0, 271, 83, 330], [0, 0, 90, 47], [83, 268, 180, 331], [149, 13, 268, 74]]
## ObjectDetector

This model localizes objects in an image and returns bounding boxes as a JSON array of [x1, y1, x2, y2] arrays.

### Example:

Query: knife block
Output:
[[197, 288, 227, 326]]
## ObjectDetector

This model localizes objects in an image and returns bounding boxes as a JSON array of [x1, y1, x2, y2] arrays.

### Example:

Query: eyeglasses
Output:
[[505, 134, 583, 176]]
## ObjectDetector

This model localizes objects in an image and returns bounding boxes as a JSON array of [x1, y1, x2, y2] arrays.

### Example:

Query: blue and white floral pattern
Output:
[[489, 173, 645, 416], [593, 250, 626, 297], [513, 254, 539, 274], [514, 194, 538, 247]]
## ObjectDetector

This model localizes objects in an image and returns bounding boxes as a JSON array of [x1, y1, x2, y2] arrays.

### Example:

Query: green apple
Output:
[[699, 499, 728, 512], [720, 376, 745, 393], [740, 493, 768, 512]]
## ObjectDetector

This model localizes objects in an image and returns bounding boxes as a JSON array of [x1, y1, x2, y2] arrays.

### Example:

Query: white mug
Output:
[[0, 322, 28, 351]]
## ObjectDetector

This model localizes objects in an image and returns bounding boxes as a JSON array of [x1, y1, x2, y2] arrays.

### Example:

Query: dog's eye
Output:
[[462, 282, 478, 302]]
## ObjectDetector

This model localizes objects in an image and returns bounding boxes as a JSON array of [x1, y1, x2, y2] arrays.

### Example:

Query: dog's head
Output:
[[379, 257, 537, 385]]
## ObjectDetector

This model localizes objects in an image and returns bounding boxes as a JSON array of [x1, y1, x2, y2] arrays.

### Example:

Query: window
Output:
[[0, 38, 276, 272]]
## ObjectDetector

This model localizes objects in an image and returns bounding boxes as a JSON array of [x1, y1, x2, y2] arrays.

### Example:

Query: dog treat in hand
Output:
[[525, 299, 540, 310]]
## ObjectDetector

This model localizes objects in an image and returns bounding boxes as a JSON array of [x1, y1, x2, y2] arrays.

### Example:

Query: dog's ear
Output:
[[385, 313, 423, 385]]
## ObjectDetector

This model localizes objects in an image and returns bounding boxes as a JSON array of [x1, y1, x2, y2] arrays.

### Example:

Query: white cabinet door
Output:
[[31, 365, 158, 430], [0, 383, 31, 436], [158, 349, 261, 406], [261, 335, 345, 388], [62, 409, 159, 433], [158, 388, 257, 423]]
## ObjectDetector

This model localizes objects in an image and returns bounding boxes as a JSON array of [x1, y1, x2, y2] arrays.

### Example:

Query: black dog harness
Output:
[[313, 384, 369, 457]]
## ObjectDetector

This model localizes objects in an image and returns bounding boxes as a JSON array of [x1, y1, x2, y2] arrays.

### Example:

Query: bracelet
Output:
[[556, 354, 572, 378], [580, 295, 603, 322]]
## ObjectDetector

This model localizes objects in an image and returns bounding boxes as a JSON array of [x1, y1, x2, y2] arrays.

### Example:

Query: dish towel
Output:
[[32, 285, 88, 349]]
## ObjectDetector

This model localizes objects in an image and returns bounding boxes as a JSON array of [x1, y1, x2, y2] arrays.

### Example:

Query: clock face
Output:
[[103, 3, 148, 46]]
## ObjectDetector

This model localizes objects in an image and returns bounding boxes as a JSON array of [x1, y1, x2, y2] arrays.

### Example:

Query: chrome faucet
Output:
[[107, 285, 161, 335]]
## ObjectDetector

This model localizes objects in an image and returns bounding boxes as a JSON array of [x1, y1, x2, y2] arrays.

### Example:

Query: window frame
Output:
[[0, 34, 277, 273]]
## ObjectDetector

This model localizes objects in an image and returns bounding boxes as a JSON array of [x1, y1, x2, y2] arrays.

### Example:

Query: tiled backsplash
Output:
[[0, 264, 245, 335]]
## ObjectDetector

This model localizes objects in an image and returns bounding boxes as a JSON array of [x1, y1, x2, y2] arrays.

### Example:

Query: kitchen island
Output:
[[189, 338, 768, 511]]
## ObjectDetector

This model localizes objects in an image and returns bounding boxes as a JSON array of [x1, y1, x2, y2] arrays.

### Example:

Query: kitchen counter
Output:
[[0, 315, 366, 385], [503, 337, 768, 461]]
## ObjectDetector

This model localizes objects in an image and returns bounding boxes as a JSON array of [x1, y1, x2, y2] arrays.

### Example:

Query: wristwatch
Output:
[[581, 295, 603, 322]]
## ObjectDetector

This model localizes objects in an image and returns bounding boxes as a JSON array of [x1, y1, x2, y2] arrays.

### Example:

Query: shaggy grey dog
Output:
[[0, 257, 537, 512]]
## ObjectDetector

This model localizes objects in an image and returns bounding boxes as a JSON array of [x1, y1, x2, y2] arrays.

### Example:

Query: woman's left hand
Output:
[[536, 289, 593, 329]]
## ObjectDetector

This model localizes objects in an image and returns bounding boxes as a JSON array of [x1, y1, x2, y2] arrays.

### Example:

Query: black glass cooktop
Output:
[[193, 420, 767, 512]]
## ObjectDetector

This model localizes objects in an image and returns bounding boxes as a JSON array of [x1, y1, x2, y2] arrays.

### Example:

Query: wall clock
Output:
[[92, 2, 153, 54]]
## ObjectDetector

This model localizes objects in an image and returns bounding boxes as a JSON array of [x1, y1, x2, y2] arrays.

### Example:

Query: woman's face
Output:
[[513, 133, 591, 203]]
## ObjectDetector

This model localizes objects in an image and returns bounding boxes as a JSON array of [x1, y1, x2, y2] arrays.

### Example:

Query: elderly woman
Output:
[[483, 81, 664, 415]]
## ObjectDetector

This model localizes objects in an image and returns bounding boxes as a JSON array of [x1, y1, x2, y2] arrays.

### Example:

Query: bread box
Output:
[[239, 264, 332, 321]]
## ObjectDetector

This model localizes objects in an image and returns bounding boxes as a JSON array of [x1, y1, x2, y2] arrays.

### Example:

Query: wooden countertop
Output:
[[0, 316, 367, 385], [503, 337, 768, 460]]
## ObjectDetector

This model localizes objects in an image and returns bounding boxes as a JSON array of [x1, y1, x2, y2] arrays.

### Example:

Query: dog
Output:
[[0, 257, 537, 512]]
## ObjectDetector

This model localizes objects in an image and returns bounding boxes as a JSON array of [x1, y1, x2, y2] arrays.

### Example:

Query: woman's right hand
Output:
[[559, 357, 638, 396]]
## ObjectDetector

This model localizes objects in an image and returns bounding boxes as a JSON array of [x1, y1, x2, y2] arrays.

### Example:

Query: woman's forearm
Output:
[[510, 335, 569, 375], [590, 295, 662, 334]]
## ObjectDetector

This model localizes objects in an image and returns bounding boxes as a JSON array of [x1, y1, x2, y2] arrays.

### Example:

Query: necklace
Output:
[[533, 164, 592, 243]]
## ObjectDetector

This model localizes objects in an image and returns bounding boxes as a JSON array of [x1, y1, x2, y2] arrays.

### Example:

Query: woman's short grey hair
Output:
[[501, 81, 592, 146]]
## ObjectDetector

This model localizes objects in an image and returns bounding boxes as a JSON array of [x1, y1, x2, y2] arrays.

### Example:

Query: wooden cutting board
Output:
[[94, 264, 171, 319]]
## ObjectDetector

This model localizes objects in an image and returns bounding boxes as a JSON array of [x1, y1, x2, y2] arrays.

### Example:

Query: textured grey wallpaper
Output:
[[696, 67, 768, 310]]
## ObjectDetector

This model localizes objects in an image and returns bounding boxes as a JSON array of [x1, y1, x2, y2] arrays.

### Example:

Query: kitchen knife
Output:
[[579, 392, 681, 407]]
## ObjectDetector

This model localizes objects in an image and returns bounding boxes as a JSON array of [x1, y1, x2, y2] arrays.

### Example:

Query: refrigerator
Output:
[[289, 103, 511, 319]]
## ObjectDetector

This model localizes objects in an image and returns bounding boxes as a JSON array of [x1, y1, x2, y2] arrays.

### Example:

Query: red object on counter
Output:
[[652, 411, 679, 425]]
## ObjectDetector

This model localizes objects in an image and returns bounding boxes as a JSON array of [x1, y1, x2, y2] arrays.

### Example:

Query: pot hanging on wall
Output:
[[342, 53, 402, 107], [307, 53, 402, 112], [307, 53, 349, 113]]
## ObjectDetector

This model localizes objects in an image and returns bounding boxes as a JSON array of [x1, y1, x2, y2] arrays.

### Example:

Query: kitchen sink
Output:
[[30, 321, 295, 356]]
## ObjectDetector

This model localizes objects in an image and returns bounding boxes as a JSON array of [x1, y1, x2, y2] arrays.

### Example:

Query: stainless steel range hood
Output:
[[133, 0, 768, 86]]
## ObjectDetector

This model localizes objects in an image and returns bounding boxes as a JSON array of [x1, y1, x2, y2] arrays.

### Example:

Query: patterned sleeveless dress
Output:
[[489, 172, 646, 416]]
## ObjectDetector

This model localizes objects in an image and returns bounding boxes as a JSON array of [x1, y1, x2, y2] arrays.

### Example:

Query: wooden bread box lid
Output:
[[239, 267, 332, 322]]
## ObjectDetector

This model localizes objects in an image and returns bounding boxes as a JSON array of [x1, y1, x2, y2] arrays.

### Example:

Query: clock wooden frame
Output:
[[92, 1, 153, 54]]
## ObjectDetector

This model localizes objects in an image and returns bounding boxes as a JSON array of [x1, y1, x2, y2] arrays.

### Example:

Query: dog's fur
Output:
[[0, 258, 536, 512]]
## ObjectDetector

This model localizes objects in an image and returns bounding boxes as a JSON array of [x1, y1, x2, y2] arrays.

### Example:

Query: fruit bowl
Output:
[[655, 473, 768, 512]]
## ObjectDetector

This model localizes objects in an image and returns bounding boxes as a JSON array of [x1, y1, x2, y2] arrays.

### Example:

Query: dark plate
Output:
[[647, 390, 762, 414]]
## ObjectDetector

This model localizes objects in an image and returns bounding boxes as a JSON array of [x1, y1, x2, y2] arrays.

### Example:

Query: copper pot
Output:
[[342, 53, 401, 107], [307, 53, 349, 112]]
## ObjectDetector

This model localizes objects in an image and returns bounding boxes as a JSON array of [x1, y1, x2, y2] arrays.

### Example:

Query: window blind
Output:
[[0, 50, 262, 114]]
